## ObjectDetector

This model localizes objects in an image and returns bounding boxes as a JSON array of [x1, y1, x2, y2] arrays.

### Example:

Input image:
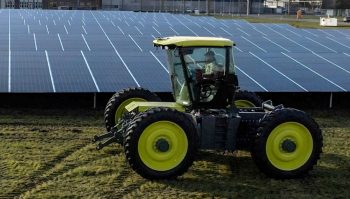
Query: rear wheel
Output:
[[251, 108, 323, 179], [123, 108, 197, 179], [104, 87, 160, 131], [235, 90, 262, 108]]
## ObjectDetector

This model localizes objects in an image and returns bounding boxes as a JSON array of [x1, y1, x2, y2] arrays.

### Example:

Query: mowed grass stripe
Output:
[[0, 128, 91, 198]]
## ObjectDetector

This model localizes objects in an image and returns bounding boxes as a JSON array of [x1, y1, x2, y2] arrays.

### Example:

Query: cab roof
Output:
[[153, 36, 235, 48]]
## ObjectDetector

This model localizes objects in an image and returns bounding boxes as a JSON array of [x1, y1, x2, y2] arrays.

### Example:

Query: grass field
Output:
[[213, 15, 350, 29], [0, 108, 349, 198]]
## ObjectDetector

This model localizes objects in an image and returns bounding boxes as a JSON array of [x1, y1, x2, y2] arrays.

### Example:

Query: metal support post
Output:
[[93, 93, 97, 109], [329, 92, 333, 109]]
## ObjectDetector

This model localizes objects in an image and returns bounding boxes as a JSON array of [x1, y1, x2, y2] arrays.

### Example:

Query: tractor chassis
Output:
[[93, 100, 283, 152]]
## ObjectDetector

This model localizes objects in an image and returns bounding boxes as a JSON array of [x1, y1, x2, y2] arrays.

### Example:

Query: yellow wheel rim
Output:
[[115, 98, 146, 124], [266, 122, 313, 171], [235, 100, 256, 108], [138, 121, 188, 171]]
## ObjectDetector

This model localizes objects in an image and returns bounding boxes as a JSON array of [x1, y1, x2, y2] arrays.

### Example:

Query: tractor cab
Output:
[[154, 37, 238, 109]]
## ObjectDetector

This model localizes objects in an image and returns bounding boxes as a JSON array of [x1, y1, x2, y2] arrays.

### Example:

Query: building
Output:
[[103, 0, 264, 14], [0, 0, 42, 8], [322, 0, 349, 16], [323, 0, 336, 8], [323, 0, 350, 9], [0, 0, 101, 9], [0, 0, 263, 14], [42, 0, 101, 9]]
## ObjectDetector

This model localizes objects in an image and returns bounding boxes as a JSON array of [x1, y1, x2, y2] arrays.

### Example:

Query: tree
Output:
[[336, 0, 350, 9]]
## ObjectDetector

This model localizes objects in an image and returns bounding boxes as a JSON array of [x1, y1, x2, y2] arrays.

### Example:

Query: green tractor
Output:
[[93, 36, 323, 179]]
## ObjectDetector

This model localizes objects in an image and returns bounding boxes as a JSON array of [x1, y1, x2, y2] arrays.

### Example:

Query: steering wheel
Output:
[[200, 84, 214, 99], [196, 78, 216, 100]]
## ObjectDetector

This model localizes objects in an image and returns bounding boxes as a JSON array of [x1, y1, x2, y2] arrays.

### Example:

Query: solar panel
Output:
[[0, 52, 9, 92], [12, 35, 36, 51], [11, 51, 53, 92], [123, 53, 171, 92], [60, 35, 89, 51], [82, 51, 139, 92], [0, 9, 349, 93], [47, 51, 98, 92], [247, 52, 346, 92]]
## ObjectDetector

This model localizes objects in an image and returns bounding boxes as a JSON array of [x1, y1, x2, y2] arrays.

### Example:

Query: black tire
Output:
[[235, 90, 263, 108], [123, 108, 198, 179], [251, 108, 323, 179], [104, 87, 161, 131]]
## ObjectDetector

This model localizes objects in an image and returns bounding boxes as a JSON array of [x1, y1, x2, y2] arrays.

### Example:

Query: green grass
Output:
[[213, 15, 350, 29], [0, 108, 349, 198]]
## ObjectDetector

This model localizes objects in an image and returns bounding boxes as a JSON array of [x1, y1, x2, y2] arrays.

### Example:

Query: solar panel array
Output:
[[0, 9, 350, 93]]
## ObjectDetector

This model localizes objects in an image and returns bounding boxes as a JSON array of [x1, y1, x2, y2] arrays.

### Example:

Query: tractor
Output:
[[93, 36, 323, 179]]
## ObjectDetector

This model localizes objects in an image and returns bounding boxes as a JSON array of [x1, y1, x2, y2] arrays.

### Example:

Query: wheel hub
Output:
[[156, 138, 170, 152], [282, 139, 297, 153]]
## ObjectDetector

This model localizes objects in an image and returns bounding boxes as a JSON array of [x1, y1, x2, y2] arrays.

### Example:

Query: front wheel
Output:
[[123, 108, 198, 179], [251, 108, 323, 179]]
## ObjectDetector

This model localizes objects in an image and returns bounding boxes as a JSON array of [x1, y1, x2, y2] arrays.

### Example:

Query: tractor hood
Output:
[[153, 36, 235, 48]]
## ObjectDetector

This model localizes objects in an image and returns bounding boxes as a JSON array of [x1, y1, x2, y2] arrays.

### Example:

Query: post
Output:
[[221, 0, 224, 15], [198, 0, 200, 12], [183, 0, 185, 13], [93, 93, 97, 109], [173, 0, 175, 12], [239, 0, 241, 16], [329, 92, 333, 109], [206, 0, 210, 15], [246, 0, 249, 16], [213, 0, 216, 15], [288, 0, 290, 15], [159, 0, 162, 12], [161, 0, 165, 12]]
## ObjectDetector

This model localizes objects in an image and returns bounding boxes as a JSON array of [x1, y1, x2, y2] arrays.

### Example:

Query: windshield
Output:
[[167, 47, 235, 106], [167, 49, 190, 105]]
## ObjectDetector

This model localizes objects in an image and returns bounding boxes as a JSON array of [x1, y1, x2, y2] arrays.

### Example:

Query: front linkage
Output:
[[93, 112, 136, 150]]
